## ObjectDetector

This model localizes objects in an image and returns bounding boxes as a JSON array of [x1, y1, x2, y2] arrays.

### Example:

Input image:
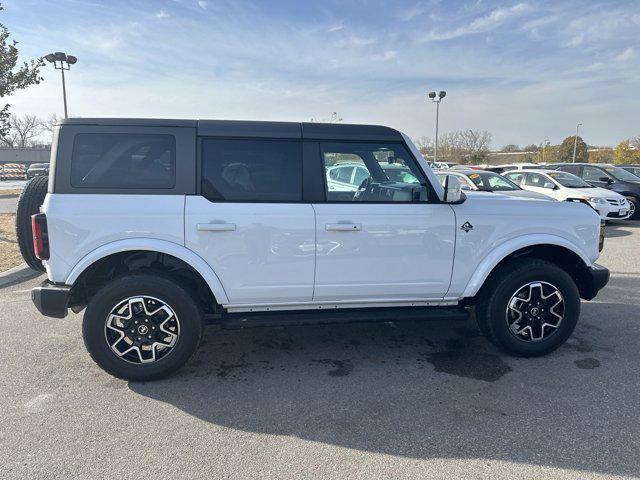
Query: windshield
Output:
[[547, 171, 591, 188], [467, 172, 520, 191], [604, 166, 640, 182]]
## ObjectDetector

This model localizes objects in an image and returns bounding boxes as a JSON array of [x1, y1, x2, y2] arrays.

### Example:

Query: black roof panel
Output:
[[198, 120, 301, 139], [59, 118, 403, 142]]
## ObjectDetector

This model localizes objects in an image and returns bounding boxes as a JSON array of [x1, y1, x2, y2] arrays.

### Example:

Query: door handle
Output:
[[325, 223, 362, 231], [197, 222, 236, 232]]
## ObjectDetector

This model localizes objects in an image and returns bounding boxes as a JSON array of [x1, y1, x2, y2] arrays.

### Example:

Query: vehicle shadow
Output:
[[130, 275, 640, 477]]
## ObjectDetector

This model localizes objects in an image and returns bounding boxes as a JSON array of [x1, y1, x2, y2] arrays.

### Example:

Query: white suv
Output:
[[29, 119, 609, 380]]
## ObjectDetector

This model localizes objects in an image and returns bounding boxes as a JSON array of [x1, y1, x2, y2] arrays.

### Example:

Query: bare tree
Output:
[[309, 112, 343, 123], [630, 135, 640, 149], [501, 144, 520, 153], [414, 136, 433, 157], [436, 129, 492, 164], [0, 114, 45, 147], [43, 113, 62, 135]]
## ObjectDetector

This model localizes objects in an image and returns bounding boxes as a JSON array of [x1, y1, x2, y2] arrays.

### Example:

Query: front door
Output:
[[185, 137, 315, 305], [313, 141, 456, 302]]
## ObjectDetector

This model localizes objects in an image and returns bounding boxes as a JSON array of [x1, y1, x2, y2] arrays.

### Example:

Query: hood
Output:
[[501, 189, 553, 201], [569, 186, 623, 200]]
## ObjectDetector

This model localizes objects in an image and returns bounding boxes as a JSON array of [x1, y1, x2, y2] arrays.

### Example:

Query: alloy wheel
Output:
[[506, 281, 564, 342], [104, 296, 180, 364]]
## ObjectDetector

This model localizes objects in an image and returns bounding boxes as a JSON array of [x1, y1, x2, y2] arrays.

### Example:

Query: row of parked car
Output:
[[0, 163, 49, 180], [430, 161, 640, 221]]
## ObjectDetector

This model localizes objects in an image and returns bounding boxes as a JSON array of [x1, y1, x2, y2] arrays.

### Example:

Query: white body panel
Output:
[[184, 196, 316, 304], [447, 192, 600, 298], [43, 194, 185, 282], [312, 203, 456, 301]]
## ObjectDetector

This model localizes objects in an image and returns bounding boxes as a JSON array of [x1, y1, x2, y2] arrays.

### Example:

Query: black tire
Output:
[[625, 196, 639, 220], [82, 273, 204, 381], [15, 175, 49, 272], [476, 259, 580, 357]]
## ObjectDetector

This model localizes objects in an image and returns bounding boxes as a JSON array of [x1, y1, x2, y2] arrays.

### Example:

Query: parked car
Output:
[[0, 163, 26, 180], [619, 165, 640, 178], [326, 161, 419, 195], [504, 169, 632, 221], [433, 161, 458, 169], [548, 163, 640, 219], [435, 169, 553, 201], [28, 118, 608, 380], [26, 163, 50, 179], [485, 163, 542, 174]]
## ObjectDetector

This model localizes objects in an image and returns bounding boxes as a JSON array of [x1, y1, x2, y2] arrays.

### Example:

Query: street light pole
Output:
[[542, 138, 549, 163], [572, 123, 582, 163], [428, 90, 446, 163], [44, 52, 78, 119]]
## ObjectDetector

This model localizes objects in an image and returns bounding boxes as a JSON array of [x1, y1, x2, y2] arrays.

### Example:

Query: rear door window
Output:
[[201, 138, 302, 202], [71, 133, 176, 189]]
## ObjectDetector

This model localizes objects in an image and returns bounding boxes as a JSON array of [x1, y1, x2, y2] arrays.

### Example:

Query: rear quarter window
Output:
[[70, 133, 176, 189], [201, 138, 302, 202]]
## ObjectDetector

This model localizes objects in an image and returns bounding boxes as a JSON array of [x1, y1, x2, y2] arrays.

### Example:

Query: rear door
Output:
[[185, 137, 315, 305], [522, 172, 561, 199], [312, 141, 456, 302]]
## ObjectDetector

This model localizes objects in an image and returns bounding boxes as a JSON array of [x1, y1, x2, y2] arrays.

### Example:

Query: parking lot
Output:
[[1, 220, 639, 479]]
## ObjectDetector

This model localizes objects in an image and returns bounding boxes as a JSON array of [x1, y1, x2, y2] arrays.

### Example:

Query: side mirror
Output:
[[444, 175, 465, 203], [543, 182, 556, 189], [599, 176, 613, 183]]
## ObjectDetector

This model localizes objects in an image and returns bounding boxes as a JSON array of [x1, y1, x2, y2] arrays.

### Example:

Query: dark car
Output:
[[620, 165, 640, 178], [550, 163, 640, 219], [26, 163, 50, 179]]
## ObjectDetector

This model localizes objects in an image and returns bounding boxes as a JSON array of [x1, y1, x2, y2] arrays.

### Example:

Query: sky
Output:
[[3, 0, 640, 148]]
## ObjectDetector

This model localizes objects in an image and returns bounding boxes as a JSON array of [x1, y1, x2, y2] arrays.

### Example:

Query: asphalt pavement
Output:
[[1, 221, 639, 479], [0, 195, 18, 214]]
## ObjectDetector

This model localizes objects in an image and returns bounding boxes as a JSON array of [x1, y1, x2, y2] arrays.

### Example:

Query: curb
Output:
[[0, 263, 41, 288]]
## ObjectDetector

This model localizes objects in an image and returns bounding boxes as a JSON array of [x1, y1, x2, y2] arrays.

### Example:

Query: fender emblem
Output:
[[461, 221, 474, 232]]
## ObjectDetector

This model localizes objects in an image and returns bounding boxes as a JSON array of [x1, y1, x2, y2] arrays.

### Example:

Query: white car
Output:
[[433, 161, 458, 169], [327, 162, 419, 193], [485, 163, 542, 174], [435, 169, 553, 201], [504, 169, 632, 221], [28, 118, 609, 380]]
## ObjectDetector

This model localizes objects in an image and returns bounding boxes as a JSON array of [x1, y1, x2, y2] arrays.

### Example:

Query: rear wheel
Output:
[[15, 175, 49, 271], [82, 274, 204, 381], [476, 259, 580, 357]]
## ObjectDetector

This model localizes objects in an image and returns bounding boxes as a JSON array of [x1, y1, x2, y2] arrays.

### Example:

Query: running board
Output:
[[219, 306, 469, 329]]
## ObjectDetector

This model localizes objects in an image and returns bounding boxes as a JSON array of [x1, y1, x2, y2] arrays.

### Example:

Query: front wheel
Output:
[[476, 259, 580, 357], [625, 196, 638, 220], [82, 274, 204, 381]]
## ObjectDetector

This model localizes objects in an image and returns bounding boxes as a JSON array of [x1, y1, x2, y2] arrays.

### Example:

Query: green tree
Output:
[[614, 140, 640, 164], [0, 3, 44, 138], [558, 135, 588, 163]]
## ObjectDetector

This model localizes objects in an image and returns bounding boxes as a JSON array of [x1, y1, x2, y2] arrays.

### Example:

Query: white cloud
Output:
[[197, 0, 208, 9], [426, 3, 532, 41], [396, 2, 429, 22], [563, 33, 584, 47], [155, 9, 170, 19], [615, 47, 635, 62]]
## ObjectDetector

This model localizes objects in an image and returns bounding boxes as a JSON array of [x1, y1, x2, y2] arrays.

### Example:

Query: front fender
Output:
[[460, 234, 593, 298], [65, 238, 230, 305]]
